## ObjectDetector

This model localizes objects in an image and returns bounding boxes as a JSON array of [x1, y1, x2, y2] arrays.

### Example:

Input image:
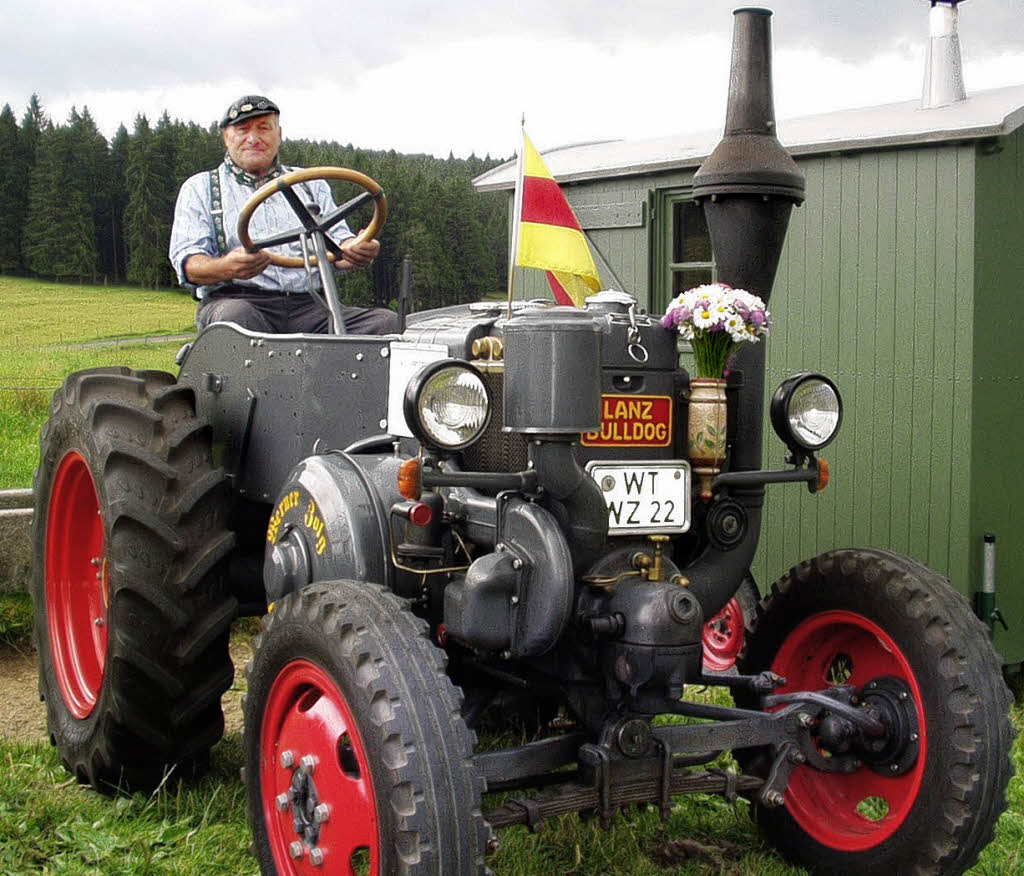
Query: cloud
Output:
[[2, 0, 1022, 157]]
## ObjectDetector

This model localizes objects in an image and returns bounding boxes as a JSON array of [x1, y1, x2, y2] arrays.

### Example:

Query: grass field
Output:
[[0, 276, 195, 488], [1, 277, 1022, 874]]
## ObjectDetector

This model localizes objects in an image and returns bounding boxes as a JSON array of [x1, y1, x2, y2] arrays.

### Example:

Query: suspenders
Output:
[[208, 168, 227, 256]]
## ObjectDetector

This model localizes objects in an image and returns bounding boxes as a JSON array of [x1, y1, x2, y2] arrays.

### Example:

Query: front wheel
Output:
[[737, 548, 1014, 875], [243, 581, 490, 874]]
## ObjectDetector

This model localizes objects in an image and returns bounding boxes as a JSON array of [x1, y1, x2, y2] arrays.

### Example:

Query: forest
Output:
[[0, 96, 511, 310]]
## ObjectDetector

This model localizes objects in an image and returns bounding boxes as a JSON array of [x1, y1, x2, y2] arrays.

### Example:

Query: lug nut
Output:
[[275, 793, 289, 812], [280, 750, 294, 768], [301, 754, 316, 774], [289, 841, 303, 860], [314, 803, 330, 824], [798, 713, 814, 728], [310, 848, 325, 867], [890, 763, 899, 773]]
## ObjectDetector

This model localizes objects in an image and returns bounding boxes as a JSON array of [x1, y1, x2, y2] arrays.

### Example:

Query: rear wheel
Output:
[[737, 548, 1014, 875], [32, 367, 236, 791], [244, 581, 489, 874], [702, 575, 758, 672]]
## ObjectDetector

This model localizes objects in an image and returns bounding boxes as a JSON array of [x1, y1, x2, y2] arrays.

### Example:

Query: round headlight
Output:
[[404, 360, 492, 451], [770, 373, 843, 453]]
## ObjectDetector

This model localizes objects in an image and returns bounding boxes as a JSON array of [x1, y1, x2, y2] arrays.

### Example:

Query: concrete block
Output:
[[0, 489, 33, 594]]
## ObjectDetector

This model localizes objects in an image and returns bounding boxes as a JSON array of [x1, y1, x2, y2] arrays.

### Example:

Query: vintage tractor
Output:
[[31, 8, 1013, 875]]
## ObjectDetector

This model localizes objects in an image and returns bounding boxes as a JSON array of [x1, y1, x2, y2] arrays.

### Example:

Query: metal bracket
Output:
[[759, 740, 802, 807]]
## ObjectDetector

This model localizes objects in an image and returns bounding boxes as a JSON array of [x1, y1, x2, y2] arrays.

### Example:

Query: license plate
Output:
[[586, 461, 691, 535]]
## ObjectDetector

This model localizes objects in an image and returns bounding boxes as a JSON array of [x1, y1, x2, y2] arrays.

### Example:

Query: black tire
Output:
[[244, 580, 490, 874], [31, 367, 236, 791], [736, 548, 1014, 875]]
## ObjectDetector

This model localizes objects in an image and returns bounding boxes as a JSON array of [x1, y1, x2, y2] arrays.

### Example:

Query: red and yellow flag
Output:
[[516, 133, 601, 306]]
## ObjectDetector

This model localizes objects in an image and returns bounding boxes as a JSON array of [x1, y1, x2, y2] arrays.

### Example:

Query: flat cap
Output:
[[220, 95, 279, 128]]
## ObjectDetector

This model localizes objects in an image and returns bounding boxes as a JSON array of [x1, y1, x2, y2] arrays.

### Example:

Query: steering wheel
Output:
[[237, 166, 387, 268]]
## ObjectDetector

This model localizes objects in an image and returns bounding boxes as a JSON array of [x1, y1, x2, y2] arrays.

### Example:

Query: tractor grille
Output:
[[462, 367, 529, 473]]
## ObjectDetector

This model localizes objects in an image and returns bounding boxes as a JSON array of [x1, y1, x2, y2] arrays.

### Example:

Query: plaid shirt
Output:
[[169, 157, 355, 299]]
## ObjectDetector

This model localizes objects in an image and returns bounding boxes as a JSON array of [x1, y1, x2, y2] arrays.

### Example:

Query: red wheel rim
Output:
[[45, 450, 108, 719], [702, 596, 746, 672], [261, 659, 379, 874], [770, 610, 927, 851]]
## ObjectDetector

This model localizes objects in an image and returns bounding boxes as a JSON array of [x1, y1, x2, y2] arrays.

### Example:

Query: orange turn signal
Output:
[[815, 457, 830, 492], [398, 458, 422, 500]]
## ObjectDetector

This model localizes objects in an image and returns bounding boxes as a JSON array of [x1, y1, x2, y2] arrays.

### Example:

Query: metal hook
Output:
[[626, 303, 649, 362]]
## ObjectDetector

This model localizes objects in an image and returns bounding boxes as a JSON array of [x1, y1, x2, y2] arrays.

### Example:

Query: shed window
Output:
[[653, 191, 715, 313]]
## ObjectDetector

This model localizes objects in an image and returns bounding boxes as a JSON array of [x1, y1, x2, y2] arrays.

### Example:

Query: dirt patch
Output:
[[0, 644, 47, 742], [0, 637, 253, 743]]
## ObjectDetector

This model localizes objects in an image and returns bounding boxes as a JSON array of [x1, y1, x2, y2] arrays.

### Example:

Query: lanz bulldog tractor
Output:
[[31, 8, 1013, 875]]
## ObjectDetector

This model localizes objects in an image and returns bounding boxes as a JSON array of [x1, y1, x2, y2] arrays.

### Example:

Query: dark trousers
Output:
[[196, 285, 399, 335]]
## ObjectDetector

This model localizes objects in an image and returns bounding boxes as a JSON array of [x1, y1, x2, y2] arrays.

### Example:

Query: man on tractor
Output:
[[169, 94, 397, 335]]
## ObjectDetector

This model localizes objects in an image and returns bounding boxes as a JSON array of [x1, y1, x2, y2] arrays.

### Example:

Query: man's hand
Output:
[[184, 247, 271, 285], [223, 247, 272, 279], [337, 234, 381, 270]]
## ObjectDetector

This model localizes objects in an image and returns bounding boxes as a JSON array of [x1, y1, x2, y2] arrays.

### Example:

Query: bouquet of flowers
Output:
[[661, 283, 771, 378]]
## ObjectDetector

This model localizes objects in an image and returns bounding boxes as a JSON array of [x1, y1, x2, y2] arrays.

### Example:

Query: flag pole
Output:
[[506, 115, 526, 320]]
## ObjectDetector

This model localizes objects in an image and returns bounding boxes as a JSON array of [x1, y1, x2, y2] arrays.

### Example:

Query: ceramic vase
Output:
[[687, 377, 727, 501]]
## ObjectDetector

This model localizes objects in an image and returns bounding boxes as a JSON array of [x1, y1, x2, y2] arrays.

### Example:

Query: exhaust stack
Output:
[[681, 8, 805, 623], [692, 7, 804, 476], [922, 0, 967, 109]]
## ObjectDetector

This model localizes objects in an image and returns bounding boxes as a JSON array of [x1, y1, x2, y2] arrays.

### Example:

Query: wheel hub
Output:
[[855, 676, 920, 776], [286, 756, 324, 847]]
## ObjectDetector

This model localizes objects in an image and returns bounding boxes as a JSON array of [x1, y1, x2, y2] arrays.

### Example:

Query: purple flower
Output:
[[732, 298, 750, 320], [750, 309, 768, 328]]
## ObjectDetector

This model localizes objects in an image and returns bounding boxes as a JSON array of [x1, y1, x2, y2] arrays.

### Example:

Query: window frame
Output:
[[651, 188, 716, 315]]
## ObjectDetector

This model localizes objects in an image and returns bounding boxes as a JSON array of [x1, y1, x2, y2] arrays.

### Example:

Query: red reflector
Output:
[[409, 502, 433, 527]]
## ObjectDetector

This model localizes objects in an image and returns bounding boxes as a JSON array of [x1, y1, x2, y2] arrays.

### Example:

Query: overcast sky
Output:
[[2, 0, 1022, 159]]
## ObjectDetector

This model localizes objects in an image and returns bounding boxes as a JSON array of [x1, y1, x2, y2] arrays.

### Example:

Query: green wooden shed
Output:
[[473, 83, 1024, 662]]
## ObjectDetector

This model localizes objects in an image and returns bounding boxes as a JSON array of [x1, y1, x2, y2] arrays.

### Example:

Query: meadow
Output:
[[0, 276, 1021, 874]]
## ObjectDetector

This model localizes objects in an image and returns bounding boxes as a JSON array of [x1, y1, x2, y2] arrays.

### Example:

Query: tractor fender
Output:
[[263, 452, 402, 602]]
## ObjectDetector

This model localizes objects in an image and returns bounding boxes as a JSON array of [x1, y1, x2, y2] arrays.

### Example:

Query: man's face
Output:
[[222, 114, 283, 177]]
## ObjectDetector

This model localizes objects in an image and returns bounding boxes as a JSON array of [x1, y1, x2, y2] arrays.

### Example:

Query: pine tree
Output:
[[0, 105, 23, 272], [124, 115, 166, 287], [0, 95, 49, 274], [108, 124, 130, 282], [68, 107, 111, 282], [23, 115, 97, 280]]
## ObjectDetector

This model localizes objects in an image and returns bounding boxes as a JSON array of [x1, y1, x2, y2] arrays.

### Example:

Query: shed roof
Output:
[[472, 83, 1024, 192]]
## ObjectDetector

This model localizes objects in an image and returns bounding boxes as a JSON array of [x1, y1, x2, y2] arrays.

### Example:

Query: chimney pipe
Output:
[[922, 0, 967, 109]]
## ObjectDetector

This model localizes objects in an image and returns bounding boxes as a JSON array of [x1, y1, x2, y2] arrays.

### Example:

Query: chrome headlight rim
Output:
[[403, 359, 492, 452], [770, 372, 843, 454]]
